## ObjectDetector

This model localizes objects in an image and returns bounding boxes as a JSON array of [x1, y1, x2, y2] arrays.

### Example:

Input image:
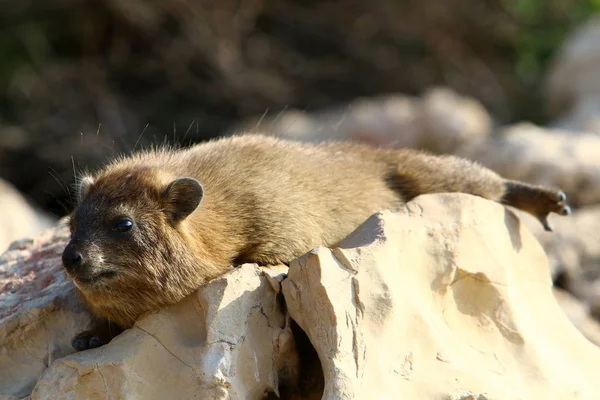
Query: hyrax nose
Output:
[[62, 243, 83, 270]]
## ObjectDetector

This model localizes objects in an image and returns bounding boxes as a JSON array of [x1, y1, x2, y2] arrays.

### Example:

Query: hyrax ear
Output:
[[162, 177, 204, 223], [77, 175, 95, 204]]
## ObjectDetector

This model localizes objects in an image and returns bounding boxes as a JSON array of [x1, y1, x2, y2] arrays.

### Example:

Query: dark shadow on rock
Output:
[[504, 208, 522, 253], [276, 319, 324, 400]]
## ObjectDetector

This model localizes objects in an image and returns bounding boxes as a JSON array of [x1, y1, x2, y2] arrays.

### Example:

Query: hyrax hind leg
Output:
[[500, 180, 570, 231], [388, 150, 571, 231]]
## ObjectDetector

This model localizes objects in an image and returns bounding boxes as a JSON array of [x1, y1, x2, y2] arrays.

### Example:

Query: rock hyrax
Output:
[[62, 134, 570, 350]]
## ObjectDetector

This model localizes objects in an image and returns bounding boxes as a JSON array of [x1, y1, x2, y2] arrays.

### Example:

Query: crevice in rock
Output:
[[276, 290, 288, 330], [276, 319, 324, 400]]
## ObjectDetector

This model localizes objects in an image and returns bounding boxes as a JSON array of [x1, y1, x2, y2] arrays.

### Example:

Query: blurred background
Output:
[[2, 0, 600, 345], [0, 0, 598, 216]]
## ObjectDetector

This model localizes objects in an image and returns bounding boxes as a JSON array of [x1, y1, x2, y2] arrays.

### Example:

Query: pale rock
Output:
[[524, 203, 600, 336], [30, 264, 300, 400], [0, 220, 90, 400], [420, 87, 492, 153], [282, 194, 600, 399], [235, 87, 491, 152], [460, 123, 600, 206], [342, 95, 424, 148], [546, 15, 600, 133], [515, 206, 600, 284], [553, 288, 600, 347], [0, 179, 55, 253], [550, 93, 600, 134], [531, 205, 600, 320], [3, 193, 600, 400], [236, 94, 424, 148], [241, 109, 327, 142]]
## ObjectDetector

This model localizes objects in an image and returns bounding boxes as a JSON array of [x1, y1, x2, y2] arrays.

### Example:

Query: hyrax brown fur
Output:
[[63, 134, 570, 350]]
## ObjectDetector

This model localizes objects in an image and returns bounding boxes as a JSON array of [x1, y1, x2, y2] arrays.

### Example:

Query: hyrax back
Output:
[[63, 134, 569, 350]]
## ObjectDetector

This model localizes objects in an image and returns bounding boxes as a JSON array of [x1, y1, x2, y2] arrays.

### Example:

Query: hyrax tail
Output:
[[387, 150, 570, 231]]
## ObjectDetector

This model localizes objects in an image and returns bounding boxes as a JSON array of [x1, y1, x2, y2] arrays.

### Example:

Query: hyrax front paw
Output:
[[72, 329, 110, 351], [71, 319, 123, 351]]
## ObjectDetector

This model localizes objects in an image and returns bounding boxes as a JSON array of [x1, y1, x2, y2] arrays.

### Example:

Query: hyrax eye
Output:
[[112, 217, 134, 233]]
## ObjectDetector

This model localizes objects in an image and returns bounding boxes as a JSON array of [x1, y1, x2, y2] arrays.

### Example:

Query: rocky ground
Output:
[[2, 195, 600, 399]]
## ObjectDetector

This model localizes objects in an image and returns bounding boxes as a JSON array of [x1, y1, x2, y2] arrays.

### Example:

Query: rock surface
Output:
[[283, 194, 600, 399], [419, 87, 492, 154], [516, 206, 600, 284], [517, 204, 600, 337], [30, 264, 302, 400], [2, 194, 600, 399], [0, 220, 89, 400], [553, 288, 600, 347]]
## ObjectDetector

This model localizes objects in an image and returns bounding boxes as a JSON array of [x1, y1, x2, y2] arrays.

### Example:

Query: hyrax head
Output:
[[62, 167, 204, 296]]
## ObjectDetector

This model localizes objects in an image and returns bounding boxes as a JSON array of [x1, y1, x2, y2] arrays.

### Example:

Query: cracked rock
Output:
[[29, 264, 299, 400], [3, 193, 600, 400], [282, 193, 600, 399], [0, 220, 89, 400]]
